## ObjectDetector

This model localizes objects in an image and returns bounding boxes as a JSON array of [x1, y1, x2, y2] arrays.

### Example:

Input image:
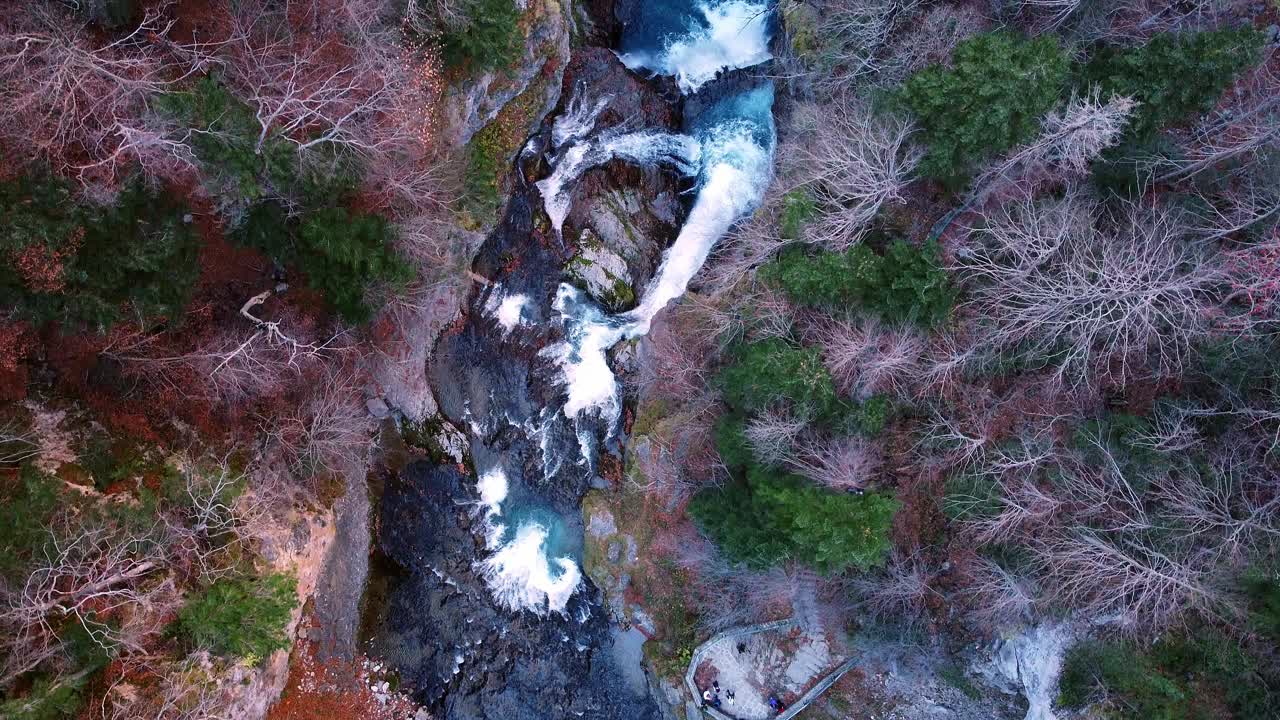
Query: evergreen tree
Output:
[[0, 174, 197, 330], [900, 31, 1069, 187]]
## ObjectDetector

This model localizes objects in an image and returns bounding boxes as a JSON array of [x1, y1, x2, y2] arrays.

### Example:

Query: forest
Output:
[[0, 0, 1278, 719], [0, 0, 473, 716], [627, 1, 1280, 718]]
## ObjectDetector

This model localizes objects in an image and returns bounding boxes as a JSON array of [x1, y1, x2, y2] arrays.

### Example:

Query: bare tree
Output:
[[962, 189, 1224, 387], [1188, 155, 1280, 243], [885, 3, 985, 78], [696, 198, 789, 295], [1, 517, 174, 685], [1017, 0, 1089, 30], [268, 366, 371, 479], [788, 98, 922, 251], [668, 529, 795, 630], [1152, 455, 1280, 563], [164, 455, 267, 583], [217, 0, 440, 162], [637, 307, 716, 403], [961, 555, 1039, 626], [811, 0, 921, 93], [0, 419, 41, 467], [786, 436, 881, 491], [629, 397, 720, 505], [99, 655, 232, 720], [1034, 528, 1222, 631], [815, 318, 924, 398], [847, 549, 936, 629], [0, 5, 176, 176], [973, 90, 1136, 199], [743, 408, 808, 467], [105, 291, 346, 408]]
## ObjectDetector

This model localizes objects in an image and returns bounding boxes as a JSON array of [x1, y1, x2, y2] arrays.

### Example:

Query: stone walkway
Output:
[[684, 617, 853, 720]]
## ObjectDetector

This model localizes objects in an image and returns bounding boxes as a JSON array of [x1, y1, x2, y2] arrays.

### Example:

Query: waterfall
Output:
[[476, 0, 776, 616], [618, 0, 774, 93]]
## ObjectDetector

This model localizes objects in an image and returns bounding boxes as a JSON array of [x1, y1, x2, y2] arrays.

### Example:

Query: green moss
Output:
[[629, 398, 670, 439], [939, 663, 981, 700], [461, 71, 554, 226], [602, 276, 637, 311]]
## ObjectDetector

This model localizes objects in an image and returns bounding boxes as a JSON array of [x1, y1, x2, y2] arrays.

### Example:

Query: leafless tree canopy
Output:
[[787, 98, 922, 251], [1, 515, 175, 686], [961, 189, 1225, 388], [940, 408, 1280, 631]]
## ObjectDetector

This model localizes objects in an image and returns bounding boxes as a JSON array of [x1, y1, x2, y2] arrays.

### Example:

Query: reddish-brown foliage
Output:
[[268, 624, 426, 720], [0, 321, 34, 402], [11, 227, 82, 293]]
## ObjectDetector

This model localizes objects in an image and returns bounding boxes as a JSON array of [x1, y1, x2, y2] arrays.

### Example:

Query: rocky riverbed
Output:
[[366, 1, 725, 716]]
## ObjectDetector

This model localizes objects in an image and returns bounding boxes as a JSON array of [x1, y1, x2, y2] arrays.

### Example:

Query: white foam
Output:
[[552, 89, 611, 149], [537, 130, 700, 234], [619, 0, 773, 94], [484, 288, 529, 333], [475, 468, 510, 550], [623, 137, 769, 332], [476, 467, 509, 513], [477, 522, 583, 614], [541, 285, 627, 422], [495, 295, 528, 332], [544, 116, 772, 422]]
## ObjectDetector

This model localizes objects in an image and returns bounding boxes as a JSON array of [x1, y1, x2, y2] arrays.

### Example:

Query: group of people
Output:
[[700, 680, 735, 709], [700, 680, 788, 715]]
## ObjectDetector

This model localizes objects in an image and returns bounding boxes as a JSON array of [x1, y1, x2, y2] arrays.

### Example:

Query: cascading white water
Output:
[[536, 130, 702, 235], [618, 0, 773, 93], [484, 286, 530, 333], [545, 83, 776, 428], [474, 466, 585, 614], [476, 0, 775, 616]]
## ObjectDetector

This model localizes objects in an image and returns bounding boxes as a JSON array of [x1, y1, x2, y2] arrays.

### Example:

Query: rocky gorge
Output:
[[363, 1, 779, 718]]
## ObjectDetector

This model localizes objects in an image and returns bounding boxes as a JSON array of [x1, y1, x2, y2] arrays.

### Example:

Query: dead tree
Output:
[[847, 549, 936, 629], [789, 97, 922, 251], [1, 517, 174, 685], [963, 190, 1224, 387], [267, 365, 371, 480], [786, 436, 880, 491], [743, 409, 808, 467], [217, 0, 440, 162], [0, 5, 206, 188], [815, 319, 924, 398]]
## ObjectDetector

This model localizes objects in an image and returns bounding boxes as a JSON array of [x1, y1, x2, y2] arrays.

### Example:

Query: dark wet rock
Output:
[[551, 49, 689, 309], [560, 48, 681, 128], [374, 463, 661, 720]]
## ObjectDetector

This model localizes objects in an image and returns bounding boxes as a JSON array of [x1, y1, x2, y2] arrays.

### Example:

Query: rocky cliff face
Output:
[[558, 49, 686, 311], [442, 0, 572, 148]]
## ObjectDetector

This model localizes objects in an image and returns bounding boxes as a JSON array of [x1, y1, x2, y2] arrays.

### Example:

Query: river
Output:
[[375, 2, 779, 717]]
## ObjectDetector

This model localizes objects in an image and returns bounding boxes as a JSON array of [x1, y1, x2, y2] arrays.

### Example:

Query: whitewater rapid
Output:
[[475, 0, 776, 616]]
